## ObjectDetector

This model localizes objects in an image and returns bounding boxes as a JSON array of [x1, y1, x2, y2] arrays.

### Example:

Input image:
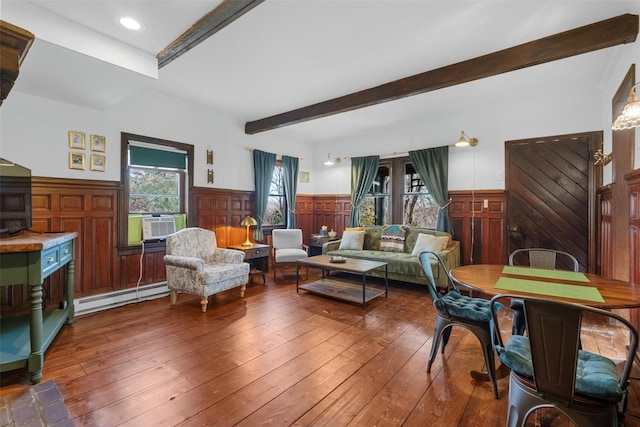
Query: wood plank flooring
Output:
[[2, 268, 640, 426]]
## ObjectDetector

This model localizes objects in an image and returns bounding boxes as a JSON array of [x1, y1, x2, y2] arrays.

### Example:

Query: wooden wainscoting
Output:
[[628, 170, 640, 338], [449, 190, 507, 265], [599, 185, 613, 278], [193, 187, 254, 248], [295, 194, 351, 245]]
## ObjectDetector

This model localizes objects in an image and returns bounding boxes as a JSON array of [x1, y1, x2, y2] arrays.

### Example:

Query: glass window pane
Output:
[[264, 196, 285, 226], [129, 167, 180, 214], [403, 194, 438, 228], [359, 195, 389, 226]]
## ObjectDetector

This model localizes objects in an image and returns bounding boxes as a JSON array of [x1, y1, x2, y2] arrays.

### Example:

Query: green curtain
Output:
[[409, 146, 452, 233], [349, 155, 380, 227], [252, 149, 276, 241], [282, 155, 299, 228]]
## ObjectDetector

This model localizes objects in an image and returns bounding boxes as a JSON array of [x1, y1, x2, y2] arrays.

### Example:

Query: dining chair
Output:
[[418, 251, 502, 399], [272, 229, 309, 281], [489, 293, 638, 427], [508, 248, 579, 335]]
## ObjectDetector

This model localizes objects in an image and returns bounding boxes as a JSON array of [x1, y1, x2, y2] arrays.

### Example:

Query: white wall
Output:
[[600, 42, 640, 184], [1, 42, 637, 194]]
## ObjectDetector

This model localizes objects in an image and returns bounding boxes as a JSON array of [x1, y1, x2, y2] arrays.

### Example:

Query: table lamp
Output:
[[240, 215, 257, 246]]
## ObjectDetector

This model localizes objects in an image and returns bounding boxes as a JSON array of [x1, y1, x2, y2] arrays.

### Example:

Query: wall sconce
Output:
[[240, 215, 257, 246], [454, 131, 478, 147], [323, 153, 341, 166], [206, 149, 214, 164], [593, 149, 612, 166], [207, 169, 214, 183], [612, 83, 640, 130]]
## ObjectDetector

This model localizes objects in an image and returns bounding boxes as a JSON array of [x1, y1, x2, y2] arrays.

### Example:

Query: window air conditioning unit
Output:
[[142, 215, 176, 241]]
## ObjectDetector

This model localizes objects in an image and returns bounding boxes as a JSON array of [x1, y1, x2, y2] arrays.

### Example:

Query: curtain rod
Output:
[[244, 147, 303, 161]]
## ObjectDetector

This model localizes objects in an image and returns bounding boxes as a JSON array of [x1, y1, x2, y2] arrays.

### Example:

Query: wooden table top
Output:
[[0, 231, 78, 253], [297, 255, 387, 274], [450, 264, 640, 309]]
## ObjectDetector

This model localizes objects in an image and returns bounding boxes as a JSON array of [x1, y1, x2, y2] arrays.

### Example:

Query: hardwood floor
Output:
[[2, 268, 640, 426]]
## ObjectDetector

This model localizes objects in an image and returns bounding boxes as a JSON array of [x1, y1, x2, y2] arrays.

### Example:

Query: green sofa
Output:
[[322, 226, 460, 287]]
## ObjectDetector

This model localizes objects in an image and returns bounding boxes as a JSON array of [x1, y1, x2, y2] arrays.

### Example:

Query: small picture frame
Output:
[[299, 171, 310, 183], [68, 131, 85, 149], [90, 135, 106, 152], [90, 154, 106, 172], [69, 152, 85, 170]]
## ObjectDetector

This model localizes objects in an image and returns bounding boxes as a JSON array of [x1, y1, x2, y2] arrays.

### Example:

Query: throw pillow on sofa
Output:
[[380, 225, 406, 252], [411, 233, 450, 256], [339, 230, 365, 250]]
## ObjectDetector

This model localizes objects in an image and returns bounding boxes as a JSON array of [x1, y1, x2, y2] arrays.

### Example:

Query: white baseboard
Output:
[[74, 282, 170, 316]]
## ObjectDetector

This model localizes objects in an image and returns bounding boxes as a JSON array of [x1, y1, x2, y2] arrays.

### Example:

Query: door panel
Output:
[[506, 132, 601, 272]]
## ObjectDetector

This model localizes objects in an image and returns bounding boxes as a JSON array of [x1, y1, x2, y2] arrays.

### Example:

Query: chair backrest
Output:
[[418, 251, 457, 311], [509, 248, 579, 272], [490, 294, 638, 404], [272, 229, 303, 250], [165, 227, 217, 260]]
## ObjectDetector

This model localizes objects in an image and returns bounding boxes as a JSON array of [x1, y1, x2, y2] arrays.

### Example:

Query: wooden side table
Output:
[[228, 243, 270, 284], [308, 234, 339, 256]]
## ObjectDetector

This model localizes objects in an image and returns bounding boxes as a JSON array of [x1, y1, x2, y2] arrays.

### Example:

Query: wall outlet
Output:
[[483, 199, 489, 209]]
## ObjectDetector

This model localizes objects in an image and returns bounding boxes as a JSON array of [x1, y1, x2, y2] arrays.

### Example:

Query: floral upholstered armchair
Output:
[[163, 227, 250, 312]]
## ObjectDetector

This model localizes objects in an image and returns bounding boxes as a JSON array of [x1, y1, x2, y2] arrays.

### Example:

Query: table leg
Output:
[[29, 282, 44, 384], [362, 274, 366, 309]]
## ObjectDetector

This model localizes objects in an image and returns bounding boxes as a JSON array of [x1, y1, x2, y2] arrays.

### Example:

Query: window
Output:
[[403, 163, 438, 227], [359, 165, 390, 226], [119, 133, 194, 250], [360, 158, 438, 228], [263, 162, 285, 227]]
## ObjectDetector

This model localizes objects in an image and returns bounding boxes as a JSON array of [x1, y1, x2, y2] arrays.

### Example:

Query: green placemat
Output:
[[495, 277, 604, 303], [502, 266, 589, 282]]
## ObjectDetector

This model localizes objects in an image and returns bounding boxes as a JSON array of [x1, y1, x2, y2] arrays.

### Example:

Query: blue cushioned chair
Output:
[[508, 248, 579, 335], [418, 251, 502, 399], [489, 294, 638, 427]]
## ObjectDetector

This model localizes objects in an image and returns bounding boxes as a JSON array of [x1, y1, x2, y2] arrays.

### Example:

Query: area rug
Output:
[[0, 380, 73, 426]]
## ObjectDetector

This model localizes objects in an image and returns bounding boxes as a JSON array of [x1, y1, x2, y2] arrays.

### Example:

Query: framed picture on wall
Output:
[[69, 152, 85, 170], [90, 154, 106, 172], [299, 171, 310, 183], [68, 131, 85, 149], [90, 135, 106, 152]]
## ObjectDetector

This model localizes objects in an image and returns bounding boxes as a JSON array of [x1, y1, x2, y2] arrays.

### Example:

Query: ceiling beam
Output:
[[158, 0, 265, 69], [245, 13, 638, 135]]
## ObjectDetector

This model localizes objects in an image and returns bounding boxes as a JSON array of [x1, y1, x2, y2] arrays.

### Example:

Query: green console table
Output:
[[0, 232, 77, 383]]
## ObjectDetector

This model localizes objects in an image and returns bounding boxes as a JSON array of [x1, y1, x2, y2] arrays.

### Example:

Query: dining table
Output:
[[450, 264, 640, 309], [449, 263, 640, 382]]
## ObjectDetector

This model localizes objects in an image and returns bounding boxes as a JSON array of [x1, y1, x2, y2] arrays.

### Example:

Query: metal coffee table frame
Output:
[[296, 255, 388, 309]]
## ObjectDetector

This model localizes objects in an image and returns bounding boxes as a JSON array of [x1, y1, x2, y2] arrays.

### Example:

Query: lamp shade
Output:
[[612, 84, 640, 130], [240, 215, 257, 246], [455, 131, 470, 147], [240, 216, 257, 227]]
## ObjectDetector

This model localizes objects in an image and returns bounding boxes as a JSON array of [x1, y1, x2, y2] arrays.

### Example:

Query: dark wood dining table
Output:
[[450, 264, 640, 309], [450, 264, 640, 383]]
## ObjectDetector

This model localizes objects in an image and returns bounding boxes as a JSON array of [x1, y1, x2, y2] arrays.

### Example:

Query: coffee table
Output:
[[296, 255, 388, 309]]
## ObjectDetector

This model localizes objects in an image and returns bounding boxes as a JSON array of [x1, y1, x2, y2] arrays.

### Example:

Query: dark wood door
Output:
[[505, 132, 601, 273]]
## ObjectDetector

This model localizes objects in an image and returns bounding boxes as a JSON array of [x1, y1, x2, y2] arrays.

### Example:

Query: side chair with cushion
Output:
[[272, 229, 309, 281], [164, 227, 250, 313], [489, 294, 638, 427], [508, 248, 579, 335], [418, 251, 503, 399]]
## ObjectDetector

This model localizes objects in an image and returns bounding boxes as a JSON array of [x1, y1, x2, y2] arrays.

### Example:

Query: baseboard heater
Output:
[[74, 282, 170, 316]]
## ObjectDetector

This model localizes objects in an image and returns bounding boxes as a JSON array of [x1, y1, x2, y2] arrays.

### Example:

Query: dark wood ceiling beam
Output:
[[157, 0, 264, 69], [245, 13, 638, 135]]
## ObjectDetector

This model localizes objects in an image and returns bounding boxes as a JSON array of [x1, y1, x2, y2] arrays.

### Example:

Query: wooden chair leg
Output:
[[170, 290, 178, 306], [240, 284, 246, 297], [200, 296, 208, 313]]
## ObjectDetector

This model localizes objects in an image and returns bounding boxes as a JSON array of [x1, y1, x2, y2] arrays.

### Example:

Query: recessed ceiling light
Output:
[[119, 17, 141, 31]]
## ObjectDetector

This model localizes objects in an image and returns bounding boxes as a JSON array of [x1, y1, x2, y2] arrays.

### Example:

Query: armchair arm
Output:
[[210, 248, 245, 264], [437, 240, 461, 272], [163, 255, 204, 272], [323, 239, 341, 254]]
